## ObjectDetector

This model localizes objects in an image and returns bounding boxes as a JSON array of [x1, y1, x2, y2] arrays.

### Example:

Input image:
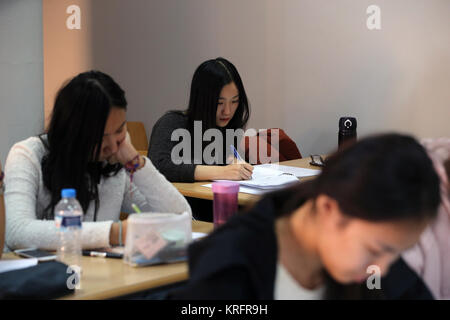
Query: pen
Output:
[[230, 145, 243, 162], [82, 250, 123, 259]]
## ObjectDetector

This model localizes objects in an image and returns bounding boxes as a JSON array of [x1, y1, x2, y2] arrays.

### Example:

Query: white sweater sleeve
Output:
[[121, 156, 192, 217], [4, 143, 113, 250]]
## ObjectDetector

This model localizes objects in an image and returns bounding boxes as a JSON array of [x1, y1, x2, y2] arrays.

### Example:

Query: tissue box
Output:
[[124, 211, 192, 267]]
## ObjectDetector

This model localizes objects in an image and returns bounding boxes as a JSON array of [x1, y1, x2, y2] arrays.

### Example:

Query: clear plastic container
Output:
[[124, 211, 192, 267], [212, 181, 240, 229]]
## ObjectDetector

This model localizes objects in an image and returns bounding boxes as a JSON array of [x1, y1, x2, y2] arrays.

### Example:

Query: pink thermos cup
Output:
[[211, 182, 240, 228]]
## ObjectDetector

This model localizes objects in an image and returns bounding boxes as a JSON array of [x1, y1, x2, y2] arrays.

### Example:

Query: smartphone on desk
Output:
[[14, 248, 57, 262], [310, 155, 325, 167]]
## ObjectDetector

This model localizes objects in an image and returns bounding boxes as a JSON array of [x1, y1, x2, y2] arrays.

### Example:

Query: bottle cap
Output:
[[61, 188, 76, 198], [339, 117, 357, 130]]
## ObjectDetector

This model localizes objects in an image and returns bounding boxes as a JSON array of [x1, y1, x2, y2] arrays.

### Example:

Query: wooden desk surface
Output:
[[172, 158, 319, 206], [1, 220, 213, 300]]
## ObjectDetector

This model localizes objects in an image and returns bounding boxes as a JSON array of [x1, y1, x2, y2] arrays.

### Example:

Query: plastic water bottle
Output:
[[55, 188, 83, 270]]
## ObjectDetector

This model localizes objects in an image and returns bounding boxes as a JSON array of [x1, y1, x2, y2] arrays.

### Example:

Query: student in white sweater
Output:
[[4, 71, 191, 251]]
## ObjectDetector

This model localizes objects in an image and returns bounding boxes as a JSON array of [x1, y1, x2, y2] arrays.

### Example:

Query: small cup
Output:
[[212, 181, 240, 228]]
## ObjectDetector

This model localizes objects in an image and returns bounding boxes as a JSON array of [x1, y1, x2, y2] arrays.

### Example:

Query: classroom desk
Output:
[[172, 157, 320, 206], [1, 220, 213, 300]]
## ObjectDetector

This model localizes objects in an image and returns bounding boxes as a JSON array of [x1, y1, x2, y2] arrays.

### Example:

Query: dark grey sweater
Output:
[[148, 111, 197, 182], [149, 111, 239, 182]]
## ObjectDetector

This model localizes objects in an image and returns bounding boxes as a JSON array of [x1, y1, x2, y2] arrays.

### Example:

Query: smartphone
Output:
[[14, 248, 57, 262], [310, 155, 325, 167]]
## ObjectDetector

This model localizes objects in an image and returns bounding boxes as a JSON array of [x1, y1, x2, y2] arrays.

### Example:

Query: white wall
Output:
[[89, 0, 267, 145], [268, 0, 450, 155], [48, 0, 450, 156], [0, 0, 44, 163]]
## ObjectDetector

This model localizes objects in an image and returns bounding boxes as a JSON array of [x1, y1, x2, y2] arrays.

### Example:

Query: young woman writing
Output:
[[148, 57, 253, 182]]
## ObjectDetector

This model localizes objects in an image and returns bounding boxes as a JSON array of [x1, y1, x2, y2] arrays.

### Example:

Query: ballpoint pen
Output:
[[230, 145, 243, 162]]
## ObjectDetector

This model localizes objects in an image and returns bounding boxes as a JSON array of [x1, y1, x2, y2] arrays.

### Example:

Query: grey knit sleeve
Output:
[[148, 112, 197, 182]]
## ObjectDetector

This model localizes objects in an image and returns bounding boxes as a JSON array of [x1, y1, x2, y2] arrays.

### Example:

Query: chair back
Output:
[[127, 121, 148, 156]]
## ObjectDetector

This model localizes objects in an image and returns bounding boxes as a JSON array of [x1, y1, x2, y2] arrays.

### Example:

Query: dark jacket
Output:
[[169, 189, 434, 300]]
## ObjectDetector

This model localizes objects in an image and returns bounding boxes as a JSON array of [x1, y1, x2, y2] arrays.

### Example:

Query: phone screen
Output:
[[17, 249, 55, 258]]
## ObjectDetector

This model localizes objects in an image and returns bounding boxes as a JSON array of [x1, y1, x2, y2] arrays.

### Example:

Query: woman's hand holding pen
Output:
[[194, 161, 254, 181], [193, 146, 254, 181], [222, 145, 253, 180], [222, 161, 254, 180]]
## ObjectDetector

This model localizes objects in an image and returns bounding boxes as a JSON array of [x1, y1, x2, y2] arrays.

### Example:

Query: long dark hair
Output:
[[40, 70, 127, 220], [266, 133, 441, 298], [276, 133, 440, 222], [186, 57, 250, 133]]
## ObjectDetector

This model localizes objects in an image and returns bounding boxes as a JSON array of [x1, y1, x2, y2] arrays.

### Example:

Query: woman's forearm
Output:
[[194, 162, 253, 181], [194, 165, 224, 181]]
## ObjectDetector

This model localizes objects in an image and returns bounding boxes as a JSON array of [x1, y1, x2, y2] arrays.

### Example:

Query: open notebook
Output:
[[202, 166, 299, 193], [255, 164, 321, 178], [202, 165, 321, 194], [235, 166, 300, 189]]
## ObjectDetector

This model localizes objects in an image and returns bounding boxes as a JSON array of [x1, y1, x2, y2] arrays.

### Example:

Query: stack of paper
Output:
[[192, 232, 208, 241], [237, 166, 299, 189], [202, 183, 267, 195], [255, 164, 321, 178], [202, 166, 312, 195]]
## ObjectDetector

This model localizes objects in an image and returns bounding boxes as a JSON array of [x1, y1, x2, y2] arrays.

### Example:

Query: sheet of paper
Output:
[[0, 258, 38, 274], [205, 163, 318, 191], [237, 185, 270, 194], [256, 164, 321, 177], [202, 183, 268, 195], [250, 166, 286, 179], [192, 232, 208, 241], [239, 175, 299, 189]]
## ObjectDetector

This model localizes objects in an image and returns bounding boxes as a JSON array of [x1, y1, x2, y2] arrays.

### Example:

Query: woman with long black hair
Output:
[[169, 133, 441, 299], [148, 57, 253, 182], [4, 71, 191, 250]]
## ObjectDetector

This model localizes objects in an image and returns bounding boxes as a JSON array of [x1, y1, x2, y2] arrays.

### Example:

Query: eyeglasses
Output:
[[310, 155, 325, 167]]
